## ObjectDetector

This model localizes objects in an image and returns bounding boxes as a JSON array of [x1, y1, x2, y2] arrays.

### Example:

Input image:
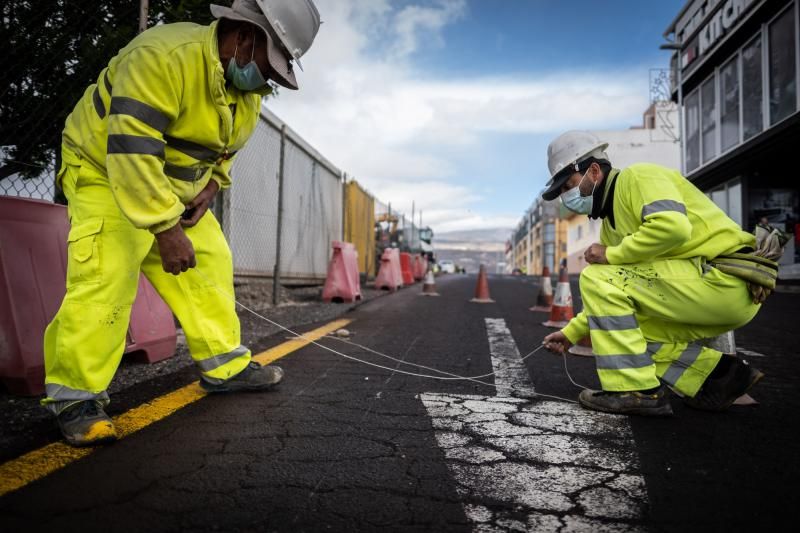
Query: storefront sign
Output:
[[698, 0, 758, 55]]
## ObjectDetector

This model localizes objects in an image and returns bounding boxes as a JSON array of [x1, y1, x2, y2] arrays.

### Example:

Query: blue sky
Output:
[[268, 0, 685, 233]]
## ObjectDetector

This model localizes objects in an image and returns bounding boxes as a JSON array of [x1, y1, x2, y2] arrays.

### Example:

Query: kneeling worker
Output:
[[542, 131, 779, 416], [43, 0, 321, 446]]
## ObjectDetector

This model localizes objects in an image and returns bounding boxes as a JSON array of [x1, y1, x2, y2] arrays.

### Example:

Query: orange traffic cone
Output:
[[470, 264, 495, 303], [420, 268, 440, 296], [568, 335, 594, 357], [529, 266, 553, 312], [543, 264, 573, 328]]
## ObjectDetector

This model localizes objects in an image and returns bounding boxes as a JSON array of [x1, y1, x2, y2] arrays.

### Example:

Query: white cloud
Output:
[[267, 0, 651, 233]]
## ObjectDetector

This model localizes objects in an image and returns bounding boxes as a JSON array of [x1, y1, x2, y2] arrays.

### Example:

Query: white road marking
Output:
[[420, 318, 648, 531], [736, 347, 766, 358]]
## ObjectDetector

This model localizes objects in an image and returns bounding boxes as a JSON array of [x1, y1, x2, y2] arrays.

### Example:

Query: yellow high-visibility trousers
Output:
[[577, 258, 759, 397], [42, 160, 251, 413]]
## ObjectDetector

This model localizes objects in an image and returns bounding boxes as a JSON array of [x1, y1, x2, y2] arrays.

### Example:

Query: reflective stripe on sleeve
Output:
[[164, 134, 219, 162], [92, 88, 105, 119], [641, 200, 687, 221], [660, 343, 703, 386], [103, 70, 112, 94], [164, 162, 203, 182], [110, 96, 170, 132], [195, 345, 250, 372], [594, 351, 654, 370], [588, 314, 639, 331], [107, 134, 165, 157]]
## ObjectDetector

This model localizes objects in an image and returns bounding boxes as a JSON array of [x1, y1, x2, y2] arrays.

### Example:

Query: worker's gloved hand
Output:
[[543, 331, 572, 355], [748, 282, 771, 305], [584, 243, 608, 264], [155, 223, 196, 275], [181, 179, 220, 228]]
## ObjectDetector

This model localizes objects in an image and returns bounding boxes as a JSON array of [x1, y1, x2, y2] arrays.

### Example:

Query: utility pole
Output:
[[138, 0, 149, 33], [411, 201, 415, 251]]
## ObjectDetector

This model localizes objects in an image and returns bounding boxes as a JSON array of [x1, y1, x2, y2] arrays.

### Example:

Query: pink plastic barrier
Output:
[[322, 241, 362, 303], [0, 197, 176, 396], [399, 252, 415, 285], [374, 248, 403, 291]]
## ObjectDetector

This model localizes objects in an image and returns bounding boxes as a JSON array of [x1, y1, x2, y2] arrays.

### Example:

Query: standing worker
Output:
[[541, 131, 782, 416], [43, 0, 321, 446]]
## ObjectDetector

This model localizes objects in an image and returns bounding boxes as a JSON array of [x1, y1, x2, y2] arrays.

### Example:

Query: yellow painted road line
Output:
[[0, 318, 351, 498]]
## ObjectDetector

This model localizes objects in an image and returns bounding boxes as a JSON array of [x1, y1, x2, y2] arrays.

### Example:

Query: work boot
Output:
[[57, 400, 117, 447], [200, 361, 284, 393], [684, 357, 764, 412], [579, 386, 673, 416]]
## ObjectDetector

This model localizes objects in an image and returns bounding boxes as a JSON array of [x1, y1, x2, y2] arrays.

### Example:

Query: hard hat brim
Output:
[[211, 4, 299, 90], [541, 172, 572, 201]]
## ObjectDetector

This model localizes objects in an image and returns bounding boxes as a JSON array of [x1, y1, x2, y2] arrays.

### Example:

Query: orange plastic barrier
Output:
[[399, 252, 415, 285], [322, 241, 362, 303], [412, 254, 426, 281], [0, 197, 177, 396]]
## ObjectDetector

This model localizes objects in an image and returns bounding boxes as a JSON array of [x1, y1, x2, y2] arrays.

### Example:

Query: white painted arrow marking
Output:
[[421, 318, 649, 531]]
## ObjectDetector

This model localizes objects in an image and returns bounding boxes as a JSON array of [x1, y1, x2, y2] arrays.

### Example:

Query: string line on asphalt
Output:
[[195, 268, 586, 404]]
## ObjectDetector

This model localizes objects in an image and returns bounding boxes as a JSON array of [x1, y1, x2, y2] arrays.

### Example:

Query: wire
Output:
[[193, 267, 583, 404]]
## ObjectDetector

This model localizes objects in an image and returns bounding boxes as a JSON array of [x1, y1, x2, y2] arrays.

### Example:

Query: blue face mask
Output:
[[226, 38, 268, 92], [560, 169, 596, 214]]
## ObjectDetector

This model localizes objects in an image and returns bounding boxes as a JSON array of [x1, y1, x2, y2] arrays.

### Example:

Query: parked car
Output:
[[438, 259, 456, 273]]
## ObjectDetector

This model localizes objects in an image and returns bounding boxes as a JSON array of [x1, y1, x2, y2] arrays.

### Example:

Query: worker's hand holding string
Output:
[[155, 224, 196, 275], [180, 179, 220, 228], [543, 331, 572, 355]]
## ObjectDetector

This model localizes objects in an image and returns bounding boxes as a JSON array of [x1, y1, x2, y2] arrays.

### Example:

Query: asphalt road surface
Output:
[[1, 273, 799, 532]]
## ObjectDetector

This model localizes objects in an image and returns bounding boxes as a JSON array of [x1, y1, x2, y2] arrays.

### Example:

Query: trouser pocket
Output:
[[66, 218, 104, 287]]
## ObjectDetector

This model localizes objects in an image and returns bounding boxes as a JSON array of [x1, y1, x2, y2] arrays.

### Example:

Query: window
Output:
[[577, 225, 583, 240], [709, 179, 743, 228], [742, 36, 763, 140], [701, 77, 717, 163], [685, 89, 701, 172], [544, 223, 555, 241], [768, 6, 797, 125], [720, 56, 740, 151]]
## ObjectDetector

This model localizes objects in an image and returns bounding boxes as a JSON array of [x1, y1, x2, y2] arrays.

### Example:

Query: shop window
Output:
[[701, 77, 717, 163], [685, 90, 701, 172], [720, 56, 740, 152], [742, 35, 763, 141], [709, 179, 743, 228], [768, 5, 797, 125]]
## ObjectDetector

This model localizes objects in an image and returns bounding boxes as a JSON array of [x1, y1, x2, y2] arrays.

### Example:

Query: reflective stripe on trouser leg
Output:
[[42, 163, 154, 414], [580, 265, 660, 391], [649, 342, 722, 398], [140, 211, 251, 384]]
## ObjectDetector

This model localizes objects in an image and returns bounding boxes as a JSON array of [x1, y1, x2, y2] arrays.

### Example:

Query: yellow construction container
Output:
[[344, 180, 376, 277]]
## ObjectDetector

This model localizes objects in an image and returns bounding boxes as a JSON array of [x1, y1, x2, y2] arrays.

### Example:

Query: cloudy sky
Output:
[[266, 0, 684, 234]]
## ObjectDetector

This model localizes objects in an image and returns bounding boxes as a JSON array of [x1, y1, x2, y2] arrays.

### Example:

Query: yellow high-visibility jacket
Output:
[[561, 163, 755, 344], [601, 163, 754, 264], [62, 21, 269, 234]]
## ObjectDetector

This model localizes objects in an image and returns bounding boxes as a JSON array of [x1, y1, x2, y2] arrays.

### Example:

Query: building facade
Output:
[[665, 0, 800, 274], [510, 198, 567, 276]]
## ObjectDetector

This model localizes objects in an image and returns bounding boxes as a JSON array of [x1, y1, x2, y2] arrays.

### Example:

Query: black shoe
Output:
[[684, 358, 764, 412], [200, 361, 284, 393], [57, 400, 117, 447], [579, 386, 673, 416]]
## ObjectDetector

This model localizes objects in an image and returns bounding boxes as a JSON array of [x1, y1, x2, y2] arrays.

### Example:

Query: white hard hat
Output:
[[211, 0, 321, 90], [542, 130, 609, 200]]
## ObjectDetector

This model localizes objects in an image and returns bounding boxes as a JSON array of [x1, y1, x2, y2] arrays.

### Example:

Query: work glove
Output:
[[754, 223, 789, 261], [747, 283, 772, 305]]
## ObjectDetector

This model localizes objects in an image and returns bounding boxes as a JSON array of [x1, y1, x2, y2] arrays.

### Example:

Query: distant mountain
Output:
[[435, 227, 512, 244]]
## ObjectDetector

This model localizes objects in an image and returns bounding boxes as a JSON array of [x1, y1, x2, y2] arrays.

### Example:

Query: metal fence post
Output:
[[364, 196, 371, 278], [272, 124, 287, 306], [341, 171, 347, 242]]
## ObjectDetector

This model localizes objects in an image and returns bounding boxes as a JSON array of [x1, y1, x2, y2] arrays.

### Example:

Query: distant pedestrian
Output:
[[43, 0, 320, 446], [541, 131, 783, 416]]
